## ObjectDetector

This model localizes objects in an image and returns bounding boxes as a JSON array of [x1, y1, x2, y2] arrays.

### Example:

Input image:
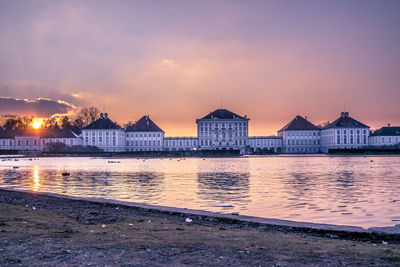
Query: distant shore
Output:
[[1, 188, 400, 266]]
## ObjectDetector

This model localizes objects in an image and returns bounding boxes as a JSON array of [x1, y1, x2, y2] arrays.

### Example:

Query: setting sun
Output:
[[31, 118, 44, 129]]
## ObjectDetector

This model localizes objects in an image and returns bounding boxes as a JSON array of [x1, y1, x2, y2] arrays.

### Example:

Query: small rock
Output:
[[128, 223, 133, 226], [147, 220, 151, 223], [185, 218, 193, 223], [382, 241, 388, 245], [32, 207, 36, 210], [101, 224, 106, 228]]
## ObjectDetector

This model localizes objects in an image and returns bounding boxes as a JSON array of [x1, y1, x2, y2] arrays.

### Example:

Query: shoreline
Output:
[[1, 188, 399, 239], [2, 154, 400, 160], [1, 188, 400, 266]]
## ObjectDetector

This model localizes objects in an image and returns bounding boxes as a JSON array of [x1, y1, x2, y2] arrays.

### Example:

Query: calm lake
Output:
[[0, 156, 399, 228]]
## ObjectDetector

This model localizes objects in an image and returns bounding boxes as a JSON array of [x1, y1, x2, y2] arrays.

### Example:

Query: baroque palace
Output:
[[1, 108, 399, 154]]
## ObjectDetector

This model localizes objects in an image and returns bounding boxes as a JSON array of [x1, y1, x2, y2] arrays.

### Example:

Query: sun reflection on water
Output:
[[32, 165, 40, 191]]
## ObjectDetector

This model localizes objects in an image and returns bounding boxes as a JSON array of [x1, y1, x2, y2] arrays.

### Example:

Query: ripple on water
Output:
[[1, 156, 400, 228]]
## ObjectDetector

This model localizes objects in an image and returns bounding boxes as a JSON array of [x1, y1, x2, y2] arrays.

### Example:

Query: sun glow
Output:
[[32, 118, 44, 129]]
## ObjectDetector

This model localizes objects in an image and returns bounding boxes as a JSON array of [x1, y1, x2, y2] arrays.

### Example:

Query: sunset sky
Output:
[[0, 0, 399, 136]]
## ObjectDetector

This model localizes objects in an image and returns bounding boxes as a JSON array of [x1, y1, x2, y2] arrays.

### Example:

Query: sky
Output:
[[0, 0, 399, 136]]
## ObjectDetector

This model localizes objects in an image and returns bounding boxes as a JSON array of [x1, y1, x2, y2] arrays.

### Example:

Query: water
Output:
[[0, 156, 399, 228]]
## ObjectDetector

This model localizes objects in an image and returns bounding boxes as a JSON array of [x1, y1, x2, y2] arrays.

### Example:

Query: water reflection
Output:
[[32, 165, 40, 191], [122, 172, 165, 200], [197, 172, 250, 211], [0, 156, 400, 227], [284, 172, 317, 197]]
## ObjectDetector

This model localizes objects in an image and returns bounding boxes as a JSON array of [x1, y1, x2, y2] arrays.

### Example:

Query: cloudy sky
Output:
[[0, 0, 399, 136]]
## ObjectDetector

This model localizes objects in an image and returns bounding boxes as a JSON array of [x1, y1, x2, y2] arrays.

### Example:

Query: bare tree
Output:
[[75, 107, 100, 127]]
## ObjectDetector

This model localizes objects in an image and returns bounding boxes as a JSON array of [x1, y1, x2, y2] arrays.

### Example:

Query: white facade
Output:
[[369, 135, 400, 147], [321, 128, 369, 152], [82, 129, 125, 152], [0, 129, 82, 151], [278, 116, 321, 154], [14, 135, 41, 151], [0, 138, 14, 150], [320, 112, 369, 153], [82, 113, 125, 152], [41, 136, 83, 148], [196, 109, 249, 153], [279, 130, 320, 153], [369, 126, 400, 147], [248, 136, 282, 153], [164, 137, 198, 151], [126, 131, 164, 151], [125, 115, 164, 151]]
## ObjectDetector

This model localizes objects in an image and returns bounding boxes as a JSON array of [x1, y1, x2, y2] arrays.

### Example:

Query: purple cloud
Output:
[[0, 97, 76, 117]]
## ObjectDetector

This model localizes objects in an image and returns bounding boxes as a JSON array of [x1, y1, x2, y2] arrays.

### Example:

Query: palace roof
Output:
[[370, 126, 400, 136], [126, 115, 164, 132], [323, 112, 369, 129], [198, 109, 248, 120], [278, 116, 320, 132], [83, 113, 121, 130], [40, 129, 81, 138]]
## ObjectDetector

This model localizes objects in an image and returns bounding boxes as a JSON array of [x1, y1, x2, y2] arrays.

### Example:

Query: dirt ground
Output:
[[0, 189, 400, 266]]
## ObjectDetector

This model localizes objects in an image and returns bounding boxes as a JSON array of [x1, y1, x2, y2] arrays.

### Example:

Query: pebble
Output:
[[101, 224, 106, 228], [185, 218, 193, 223]]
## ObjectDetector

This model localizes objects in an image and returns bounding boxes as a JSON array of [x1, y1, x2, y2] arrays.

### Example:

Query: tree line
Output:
[[1, 107, 101, 134]]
